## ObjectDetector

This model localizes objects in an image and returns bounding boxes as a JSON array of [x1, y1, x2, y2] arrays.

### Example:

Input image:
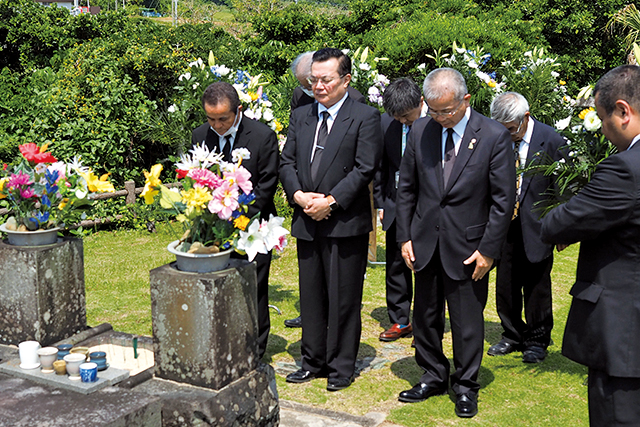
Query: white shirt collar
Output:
[[318, 91, 349, 119], [628, 133, 640, 150]]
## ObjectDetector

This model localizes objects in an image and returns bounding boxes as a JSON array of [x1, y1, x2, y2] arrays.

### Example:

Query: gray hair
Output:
[[490, 92, 530, 123], [422, 68, 467, 103], [290, 51, 314, 79]]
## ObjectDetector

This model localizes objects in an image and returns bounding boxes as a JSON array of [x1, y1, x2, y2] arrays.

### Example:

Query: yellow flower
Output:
[[559, 80, 566, 86], [141, 164, 163, 204], [487, 80, 496, 88], [181, 186, 213, 212], [0, 177, 7, 199], [234, 215, 250, 231], [579, 107, 594, 120], [275, 120, 283, 133], [59, 198, 69, 210], [78, 170, 115, 193], [249, 91, 259, 101]]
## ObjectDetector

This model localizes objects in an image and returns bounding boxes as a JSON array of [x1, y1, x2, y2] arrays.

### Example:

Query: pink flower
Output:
[[208, 180, 239, 219], [7, 172, 31, 189], [187, 168, 220, 189], [20, 188, 36, 199], [224, 165, 253, 194]]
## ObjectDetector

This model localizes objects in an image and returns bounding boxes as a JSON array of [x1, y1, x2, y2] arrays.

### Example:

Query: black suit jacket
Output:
[[518, 119, 566, 263], [395, 110, 515, 280], [280, 96, 382, 241], [290, 86, 366, 111], [373, 113, 404, 231], [191, 115, 279, 220], [541, 142, 640, 377]]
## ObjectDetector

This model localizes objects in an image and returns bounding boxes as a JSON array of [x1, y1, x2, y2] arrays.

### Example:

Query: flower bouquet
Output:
[[0, 143, 115, 233], [141, 142, 288, 263]]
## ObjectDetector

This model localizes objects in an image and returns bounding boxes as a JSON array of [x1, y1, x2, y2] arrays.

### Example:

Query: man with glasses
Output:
[[488, 92, 566, 364], [280, 48, 382, 391], [395, 68, 514, 418]]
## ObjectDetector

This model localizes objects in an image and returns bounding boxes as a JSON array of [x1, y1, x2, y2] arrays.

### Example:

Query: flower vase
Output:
[[0, 224, 60, 246], [167, 240, 233, 273]]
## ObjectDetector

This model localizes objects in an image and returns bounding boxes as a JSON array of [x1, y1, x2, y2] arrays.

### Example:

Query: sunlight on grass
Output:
[[84, 223, 587, 426]]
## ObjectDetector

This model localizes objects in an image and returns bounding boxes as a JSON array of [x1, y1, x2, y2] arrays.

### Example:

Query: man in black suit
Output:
[[374, 78, 424, 342], [487, 92, 565, 363], [283, 51, 367, 329], [280, 48, 382, 391], [541, 65, 640, 426], [395, 68, 514, 418], [191, 82, 279, 359]]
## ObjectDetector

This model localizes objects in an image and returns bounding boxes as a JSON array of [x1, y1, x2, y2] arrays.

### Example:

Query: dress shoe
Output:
[[286, 369, 319, 383], [398, 382, 447, 403], [487, 339, 517, 356], [523, 345, 547, 363], [455, 392, 478, 418], [379, 323, 413, 342], [284, 315, 302, 328], [327, 376, 353, 391]]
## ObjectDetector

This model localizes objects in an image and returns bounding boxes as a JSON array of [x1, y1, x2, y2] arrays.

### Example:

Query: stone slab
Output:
[[134, 363, 279, 426], [150, 259, 259, 390], [0, 357, 129, 394], [0, 377, 161, 427], [0, 237, 86, 346]]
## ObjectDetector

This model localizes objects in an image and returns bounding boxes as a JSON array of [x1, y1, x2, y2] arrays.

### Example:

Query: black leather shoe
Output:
[[455, 393, 478, 418], [487, 339, 518, 356], [284, 316, 302, 328], [286, 369, 319, 383], [327, 376, 353, 391], [523, 345, 547, 363], [398, 382, 447, 403]]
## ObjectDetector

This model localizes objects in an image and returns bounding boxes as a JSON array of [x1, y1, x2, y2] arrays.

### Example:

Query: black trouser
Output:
[[385, 220, 414, 325]]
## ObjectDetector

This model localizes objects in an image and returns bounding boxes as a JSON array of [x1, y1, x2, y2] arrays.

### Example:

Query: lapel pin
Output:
[[468, 138, 477, 150]]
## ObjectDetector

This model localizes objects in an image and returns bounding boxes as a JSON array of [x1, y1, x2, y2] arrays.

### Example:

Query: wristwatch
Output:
[[327, 196, 338, 212]]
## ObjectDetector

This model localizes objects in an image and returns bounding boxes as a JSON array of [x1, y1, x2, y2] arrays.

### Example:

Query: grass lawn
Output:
[[84, 221, 587, 426]]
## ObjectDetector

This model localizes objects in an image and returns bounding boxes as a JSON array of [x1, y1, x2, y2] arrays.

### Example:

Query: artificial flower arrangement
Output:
[[523, 103, 616, 216], [140, 142, 288, 261], [0, 143, 115, 231]]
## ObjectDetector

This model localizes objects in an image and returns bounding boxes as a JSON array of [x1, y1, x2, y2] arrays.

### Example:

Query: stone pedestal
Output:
[[0, 238, 86, 346], [150, 259, 259, 390]]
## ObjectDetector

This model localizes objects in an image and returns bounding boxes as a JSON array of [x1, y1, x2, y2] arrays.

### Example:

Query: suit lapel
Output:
[[444, 109, 481, 193], [233, 119, 250, 149], [300, 103, 319, 190], [421, 120, 445, 196], [312, 98, 355, 190], [520, 119, 544, 200]]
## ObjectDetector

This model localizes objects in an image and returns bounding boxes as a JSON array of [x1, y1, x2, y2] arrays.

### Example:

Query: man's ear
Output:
[[616, 100, 632, 125], [343, 74, 352, 87]]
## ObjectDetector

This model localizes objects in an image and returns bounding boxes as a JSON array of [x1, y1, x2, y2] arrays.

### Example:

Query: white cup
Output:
[[18, 341, 41, 369]]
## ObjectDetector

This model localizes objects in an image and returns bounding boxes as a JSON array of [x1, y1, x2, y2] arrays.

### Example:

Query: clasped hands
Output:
[[401, 240, 494, 281], [293, 190, 331, 221]]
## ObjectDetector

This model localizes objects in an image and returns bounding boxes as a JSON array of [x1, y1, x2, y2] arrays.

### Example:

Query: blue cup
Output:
[[57, 344, 73, 360], [79, 362, 98, 383], [89, 351, 107, 371]]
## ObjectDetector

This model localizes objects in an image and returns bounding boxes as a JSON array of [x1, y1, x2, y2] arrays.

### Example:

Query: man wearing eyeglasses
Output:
[[280, 47, 382, 391], [487, 92, 566, 365], [395, 68, 514, 418]]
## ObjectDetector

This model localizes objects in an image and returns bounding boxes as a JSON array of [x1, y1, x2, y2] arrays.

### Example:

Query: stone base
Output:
[[0, 375, 162, 427], [0, 238, 86, 346], [134, 363, 279, 427], [150, 259, 258, 390]]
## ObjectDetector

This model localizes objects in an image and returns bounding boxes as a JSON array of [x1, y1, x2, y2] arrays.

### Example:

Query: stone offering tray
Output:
[[0, 358, 129, 394]]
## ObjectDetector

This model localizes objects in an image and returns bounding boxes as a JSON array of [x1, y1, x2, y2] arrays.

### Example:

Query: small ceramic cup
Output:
[[18, 341, 41, 370], [79, 362, 98, 383], [89, 351, 107, 371], [56, 344, 73, 360], [53, 360, 66, 375], [37, 347, 58, 373], [63, 353, 86, 380], [70, 346, 89, 361]]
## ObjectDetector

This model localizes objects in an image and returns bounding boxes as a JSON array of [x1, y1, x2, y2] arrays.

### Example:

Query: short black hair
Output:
[[594, 65, 640, 116], [383, 78, 422, 117], [312, 48, 351, 78], [201, 81, 240, 111]]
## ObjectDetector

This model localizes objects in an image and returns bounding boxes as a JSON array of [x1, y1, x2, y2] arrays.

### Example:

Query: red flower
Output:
[[2, 163, 6, 170], [176, 169, 189, 179], [19, 143, 57, 164]]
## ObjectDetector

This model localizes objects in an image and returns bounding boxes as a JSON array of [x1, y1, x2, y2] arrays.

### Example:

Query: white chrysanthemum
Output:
[[189, 141, 223, 168], [262, 109, 274, 122], [232, 147, 251, 163], [583, 110, 602, 132], [167, 104, 177, 113]]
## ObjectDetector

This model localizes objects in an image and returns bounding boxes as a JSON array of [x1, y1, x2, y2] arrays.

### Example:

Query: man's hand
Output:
[[401, 240, 416, 272], [303, 196, 332, 221], [293, 190, 324, 208], [378, 209, 384, 222], [463, 250, 494, 281]]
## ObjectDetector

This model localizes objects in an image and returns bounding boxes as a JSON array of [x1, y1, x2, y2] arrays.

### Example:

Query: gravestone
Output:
[[0, 238, 86, 346]]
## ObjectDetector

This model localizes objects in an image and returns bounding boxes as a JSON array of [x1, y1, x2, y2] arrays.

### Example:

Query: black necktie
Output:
[[221, 135, 232, 162], [443, 128, 456, 186], [311, 111, 329, 182], [513, 140, 522, 219]]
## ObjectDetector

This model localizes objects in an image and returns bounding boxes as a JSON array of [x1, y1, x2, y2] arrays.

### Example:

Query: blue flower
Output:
[[29, 211, 50, 226], [238, 193, 255, 205], [41, 194, 51, 207], [488, 71, 497, 80], [221, 241, 231, 250], [45, 169, 59, 185]]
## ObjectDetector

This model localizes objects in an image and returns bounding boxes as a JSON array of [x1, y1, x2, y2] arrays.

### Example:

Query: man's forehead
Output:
[[311, 59, 339, 73]]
